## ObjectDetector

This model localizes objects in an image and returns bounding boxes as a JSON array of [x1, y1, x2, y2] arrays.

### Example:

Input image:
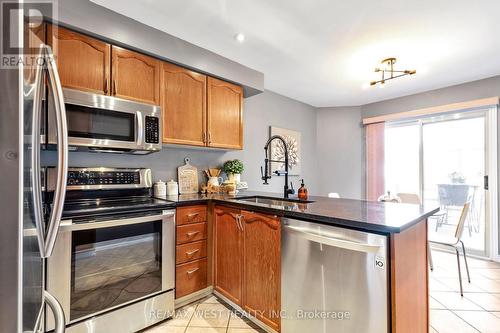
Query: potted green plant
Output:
[[223, 159, 244, 183]]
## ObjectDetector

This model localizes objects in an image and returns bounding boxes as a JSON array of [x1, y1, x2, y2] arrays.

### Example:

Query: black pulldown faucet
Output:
[[261, 135, 295, 198]]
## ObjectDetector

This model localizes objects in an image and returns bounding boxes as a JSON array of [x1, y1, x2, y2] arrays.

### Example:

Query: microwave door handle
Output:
[[31, 46, 46, 256], [43, 44, 68, 258], [136, 111, 144, 145]]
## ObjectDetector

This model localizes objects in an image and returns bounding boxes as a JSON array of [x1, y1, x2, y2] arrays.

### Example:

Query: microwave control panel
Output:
[[145, 116, 160, 144]]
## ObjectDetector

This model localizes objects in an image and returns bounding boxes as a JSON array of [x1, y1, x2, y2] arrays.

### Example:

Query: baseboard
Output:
[[213, 290, 278, 333], [174, 286, 213, 308]]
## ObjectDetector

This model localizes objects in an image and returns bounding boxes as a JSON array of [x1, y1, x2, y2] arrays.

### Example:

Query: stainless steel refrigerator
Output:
[[0, 6, 67, 333]]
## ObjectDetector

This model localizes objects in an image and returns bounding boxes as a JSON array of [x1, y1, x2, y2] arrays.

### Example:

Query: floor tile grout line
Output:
[[430, 324, 439, 333], [185, 301, 199, 329], [463, 291, 500, 312], [450, 309, 486, 333]]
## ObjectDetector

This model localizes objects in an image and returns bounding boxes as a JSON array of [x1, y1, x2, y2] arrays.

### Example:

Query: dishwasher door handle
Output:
[[284, 225, 381, 254]]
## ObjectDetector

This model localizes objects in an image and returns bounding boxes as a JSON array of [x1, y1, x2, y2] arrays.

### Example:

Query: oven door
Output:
[[45, 210, 175, 330]]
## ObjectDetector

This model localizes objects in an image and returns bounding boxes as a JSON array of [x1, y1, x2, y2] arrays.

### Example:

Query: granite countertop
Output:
[[157, 191, 439, 234]]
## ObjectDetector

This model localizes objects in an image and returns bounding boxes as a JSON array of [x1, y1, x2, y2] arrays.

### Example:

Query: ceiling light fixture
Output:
[[234, 33, 245, 43], [370, 57, 416, 87]]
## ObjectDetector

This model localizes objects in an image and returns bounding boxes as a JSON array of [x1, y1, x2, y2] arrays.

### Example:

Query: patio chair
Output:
[[428, 202, 471, 296]]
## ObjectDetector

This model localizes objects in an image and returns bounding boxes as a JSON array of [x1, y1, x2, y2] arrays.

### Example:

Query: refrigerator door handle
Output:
[[42, 44, 68, 258], [44, 291, 66, 333], [283, 225, 381, 254], [31, 46, 47, 256]]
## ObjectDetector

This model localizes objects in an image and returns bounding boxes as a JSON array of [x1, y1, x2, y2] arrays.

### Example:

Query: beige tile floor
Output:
[[143, 295, 265, 333], [429, 250, 500, 333], [144, 250, 500, 333]]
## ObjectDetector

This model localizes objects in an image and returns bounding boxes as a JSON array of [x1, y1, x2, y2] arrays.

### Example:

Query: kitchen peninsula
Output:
[[162, 191, 438, 333]]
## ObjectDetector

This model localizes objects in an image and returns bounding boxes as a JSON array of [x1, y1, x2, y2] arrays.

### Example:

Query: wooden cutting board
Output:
[[178, 158, 199, 194]]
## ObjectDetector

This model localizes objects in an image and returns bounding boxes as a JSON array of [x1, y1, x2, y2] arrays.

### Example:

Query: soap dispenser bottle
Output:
[[298, 179, 308, 200]]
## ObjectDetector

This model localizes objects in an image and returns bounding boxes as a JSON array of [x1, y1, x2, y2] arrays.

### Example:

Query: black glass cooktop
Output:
[[61, 196, 175, 219]]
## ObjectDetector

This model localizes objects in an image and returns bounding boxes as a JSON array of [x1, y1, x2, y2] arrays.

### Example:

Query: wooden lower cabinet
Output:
[[175, 205, 208, 299], [176, 222, 207, 244], [214, 206, 281, 331], [214, 206, 243, 305], [176, 258, 208, 299], [241, 210, 281, 332]]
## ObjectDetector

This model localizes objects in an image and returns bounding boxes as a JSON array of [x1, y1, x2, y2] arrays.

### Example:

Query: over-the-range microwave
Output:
[[46, 88, 162, 154]]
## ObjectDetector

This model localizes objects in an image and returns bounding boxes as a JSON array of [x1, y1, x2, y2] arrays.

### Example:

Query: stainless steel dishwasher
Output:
[[281, 218, 389, 333]]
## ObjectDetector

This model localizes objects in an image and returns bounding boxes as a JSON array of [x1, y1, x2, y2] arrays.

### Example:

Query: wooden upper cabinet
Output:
[[161, 62, 207, 146], [111, 46, 160, 105], [214, 206, 243, 305], [24, 22, 46, 83], [241, 211, 281, 331], [207, 77, 243, 149], [48, 25, 110, 94]]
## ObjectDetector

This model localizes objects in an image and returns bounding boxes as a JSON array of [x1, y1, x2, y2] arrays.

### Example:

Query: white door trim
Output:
[[487, 106, 499, 262]]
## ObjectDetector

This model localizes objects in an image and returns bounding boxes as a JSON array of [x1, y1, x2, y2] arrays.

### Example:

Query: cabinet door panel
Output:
[[207, 77, 243, 149], [242, 211, 281, 331], [161, 62, 206, 146], [48, 25, 110, 94], [111, 46, 160, 105], [214, 206, 243, 305]]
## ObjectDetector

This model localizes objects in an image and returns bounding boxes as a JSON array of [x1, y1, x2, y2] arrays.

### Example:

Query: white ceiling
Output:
[[92, 0, 500, 107]]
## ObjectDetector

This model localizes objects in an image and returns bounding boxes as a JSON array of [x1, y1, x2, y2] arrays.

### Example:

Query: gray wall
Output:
[[316, 107, 363, 199], [42, 90, 319, 194], [362, 75, 500, 118]]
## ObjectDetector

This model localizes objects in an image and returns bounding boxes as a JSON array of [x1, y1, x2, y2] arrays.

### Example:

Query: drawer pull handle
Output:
[[186, 249, 200, 257], [186, 212, 199, 220], [187, 268, 199, 275], [186, 231, 199, 238]]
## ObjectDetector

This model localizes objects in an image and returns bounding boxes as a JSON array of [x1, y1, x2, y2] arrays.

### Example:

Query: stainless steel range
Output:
[[44, 167, 175, 333]]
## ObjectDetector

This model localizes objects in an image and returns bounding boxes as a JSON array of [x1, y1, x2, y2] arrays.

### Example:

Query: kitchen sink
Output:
[[236, 196, 314, 207]]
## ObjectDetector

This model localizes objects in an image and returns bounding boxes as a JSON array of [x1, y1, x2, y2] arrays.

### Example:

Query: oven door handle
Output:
[[43, 44, 69, 258], [43, 291, 66, 333], [62, 210, 175, 231]]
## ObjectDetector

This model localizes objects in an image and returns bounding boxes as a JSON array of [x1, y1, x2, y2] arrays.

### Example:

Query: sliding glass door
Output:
[[385, 110, 493, 257]]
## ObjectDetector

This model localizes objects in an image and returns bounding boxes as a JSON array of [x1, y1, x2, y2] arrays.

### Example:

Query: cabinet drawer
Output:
[[177, 205, 207, 225], [176, 222, 207, 244], [176, 258, 208, 298], [176, 240, 207, 264]]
